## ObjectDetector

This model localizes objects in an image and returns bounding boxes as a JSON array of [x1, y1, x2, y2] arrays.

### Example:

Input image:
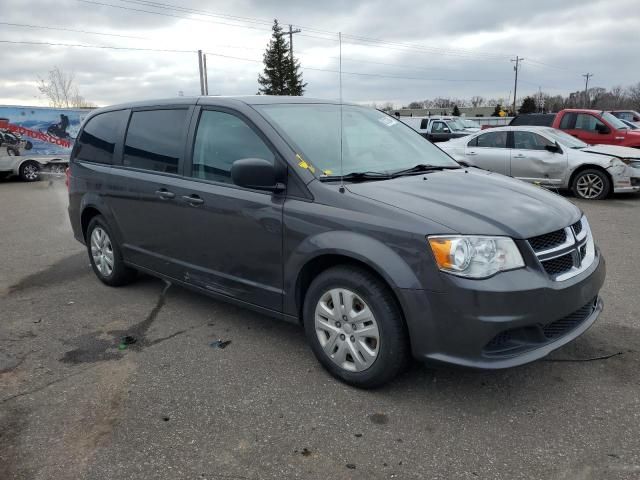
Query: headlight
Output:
[[618, 158, 640, 168], [428, 235, 524, 278]]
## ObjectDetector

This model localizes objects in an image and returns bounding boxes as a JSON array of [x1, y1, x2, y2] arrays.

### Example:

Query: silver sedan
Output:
[[439, 126, 640, 199]]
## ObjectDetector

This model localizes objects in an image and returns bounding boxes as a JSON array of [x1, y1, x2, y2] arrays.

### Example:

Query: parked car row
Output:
[[439, 125, 640, 199], [399, 116, 478, 142]]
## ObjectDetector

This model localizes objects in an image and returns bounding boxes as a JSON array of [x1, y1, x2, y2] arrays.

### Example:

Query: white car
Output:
[[0, 147, 68, 182], [439, 126, 640, 199], [458, 118, 481, 132]]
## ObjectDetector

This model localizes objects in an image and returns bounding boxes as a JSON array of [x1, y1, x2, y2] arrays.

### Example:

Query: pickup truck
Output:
[[399, 117, 470, 142], [510, 109, 640, 148]]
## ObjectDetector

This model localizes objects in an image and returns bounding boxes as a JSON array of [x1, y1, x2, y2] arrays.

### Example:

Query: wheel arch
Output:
[[80, 205, 104, 241], [286, 231, 423, 323], [569, 164, 613, 191]]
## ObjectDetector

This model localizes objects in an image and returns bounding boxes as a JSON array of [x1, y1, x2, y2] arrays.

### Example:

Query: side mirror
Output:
[[595, 123, 610, 134], [443, 127, 451, 133], [545, 143, 562, 153], [231, 158, 285, 192]]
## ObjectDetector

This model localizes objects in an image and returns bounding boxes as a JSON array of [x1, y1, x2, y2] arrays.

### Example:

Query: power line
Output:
[[0, 21, 145, 39], [77, 0, 517, 62], [0, 39, 508, 84], [116, 0, 514, 60], [0, 39, 193, 53]]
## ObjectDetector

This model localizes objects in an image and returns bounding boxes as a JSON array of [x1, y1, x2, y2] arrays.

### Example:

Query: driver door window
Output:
[[431, 121, 448, 133], [575, 114, 604, 132], [513, 131, 554, 150], [192, 110, 274, 184]]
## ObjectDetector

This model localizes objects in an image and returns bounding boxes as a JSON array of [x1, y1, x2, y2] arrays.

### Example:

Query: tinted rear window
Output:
[[510, 114, 554, 127], [123, 109, 188, 174], [76, 110, 128, 164]]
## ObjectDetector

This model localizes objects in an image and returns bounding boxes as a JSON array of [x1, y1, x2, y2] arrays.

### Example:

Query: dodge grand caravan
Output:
[[68, 96, 605, 388]]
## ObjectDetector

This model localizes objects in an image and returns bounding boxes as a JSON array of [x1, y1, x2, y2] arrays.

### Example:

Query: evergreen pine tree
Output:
[[518, 96, 537, 114], [452, 105, 461, 116], [258, 20, 306, 96], [288, 55, 307, 96]]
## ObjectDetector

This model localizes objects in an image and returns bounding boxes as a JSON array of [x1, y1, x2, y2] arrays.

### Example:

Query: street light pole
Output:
[[511, 56, 523, 115], [288, 24, 301, 62], [582, 73, 593, 107]]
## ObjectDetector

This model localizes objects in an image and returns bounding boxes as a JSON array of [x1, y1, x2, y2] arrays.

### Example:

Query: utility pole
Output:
[[203, 53, 209, 95], [582, 73, 593, 107], [288, 24, 301, 62], [197, 50, 205, 95], [511, 56, 523, 115]]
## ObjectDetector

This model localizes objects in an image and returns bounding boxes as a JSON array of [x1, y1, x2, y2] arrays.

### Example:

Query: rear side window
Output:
[[76, 110, 128, 164], [191, 110, 274, 184], [123, 109, 188, 174], [559, 113, 576, 129], [419, 118, 429, 129], [476, 131, 508, 148]]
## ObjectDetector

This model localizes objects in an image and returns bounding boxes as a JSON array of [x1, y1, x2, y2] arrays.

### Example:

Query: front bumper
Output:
[[396, 249, 606, 369]]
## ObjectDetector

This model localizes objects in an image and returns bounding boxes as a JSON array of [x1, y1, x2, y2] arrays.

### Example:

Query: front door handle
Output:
[[182, 195, 204, 206], [513, 154, 525, 158], [467, 151, 478, 156], [155, 189, 175, 200]]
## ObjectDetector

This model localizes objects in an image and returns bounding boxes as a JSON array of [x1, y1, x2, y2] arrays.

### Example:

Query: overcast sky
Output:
[[1, 0, 639, 107]]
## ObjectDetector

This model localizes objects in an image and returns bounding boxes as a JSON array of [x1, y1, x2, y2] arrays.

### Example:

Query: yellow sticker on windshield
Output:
[[323, 169, 333, 176], [296, 154, 316, 173]]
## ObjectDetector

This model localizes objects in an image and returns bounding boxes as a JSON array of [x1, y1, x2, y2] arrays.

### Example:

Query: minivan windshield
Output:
[[256, 104, 459, 177]]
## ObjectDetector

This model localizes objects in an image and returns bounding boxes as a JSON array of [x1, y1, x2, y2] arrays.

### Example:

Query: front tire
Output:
[[303, 266, 409, 388], [19, 161, 40, 182], [572, 169, 611, 200], [86, 216, 137, 286]]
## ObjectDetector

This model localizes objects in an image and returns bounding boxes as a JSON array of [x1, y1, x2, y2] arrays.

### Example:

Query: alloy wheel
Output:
[[22, 164, 39, 180], [90, 227, 115, 277], [314, 288, 380, 372], [576, 173, 604, 199]]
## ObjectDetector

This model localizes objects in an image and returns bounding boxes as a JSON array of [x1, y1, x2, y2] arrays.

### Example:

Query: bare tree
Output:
[[380, 102, 395, 112], [627, 82, 640, 110], [37, 67, 96, 108], [470, 96, 485, 108]]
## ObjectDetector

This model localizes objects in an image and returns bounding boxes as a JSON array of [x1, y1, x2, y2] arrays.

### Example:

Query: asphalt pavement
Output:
[[1, 177, 639, 480]]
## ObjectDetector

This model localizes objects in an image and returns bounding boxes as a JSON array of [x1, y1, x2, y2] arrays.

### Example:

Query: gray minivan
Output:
[[68, 96, 605, 388]]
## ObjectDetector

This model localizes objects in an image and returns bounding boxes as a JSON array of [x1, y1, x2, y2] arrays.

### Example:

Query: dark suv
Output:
[[68, 96, 606, 388]]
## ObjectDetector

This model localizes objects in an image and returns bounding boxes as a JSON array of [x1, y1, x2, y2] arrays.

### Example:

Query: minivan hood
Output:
[[581, 144, 640, 159], [346, 169, 581, 239]]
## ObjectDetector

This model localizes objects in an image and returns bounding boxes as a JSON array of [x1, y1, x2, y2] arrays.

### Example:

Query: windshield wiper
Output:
[[390, 164, 459, 178], [319, 171, 391, 182]]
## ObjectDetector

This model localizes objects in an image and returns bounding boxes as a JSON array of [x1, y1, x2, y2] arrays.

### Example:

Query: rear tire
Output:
[[571, 169, 611, 200], [303, 265, 410, 388], [86, 215, 137, 286], [19, 161, 40, 182]]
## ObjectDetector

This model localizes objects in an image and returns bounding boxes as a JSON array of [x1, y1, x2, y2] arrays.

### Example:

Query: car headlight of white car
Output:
[[428, 235, 525, 278]]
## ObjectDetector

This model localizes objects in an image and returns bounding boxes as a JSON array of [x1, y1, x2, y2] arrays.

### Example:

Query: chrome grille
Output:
[[542, 253, 574, 276], [571, 220, 583, 237], [528, 229, 567, 253], [527, 217, 594, 281]]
